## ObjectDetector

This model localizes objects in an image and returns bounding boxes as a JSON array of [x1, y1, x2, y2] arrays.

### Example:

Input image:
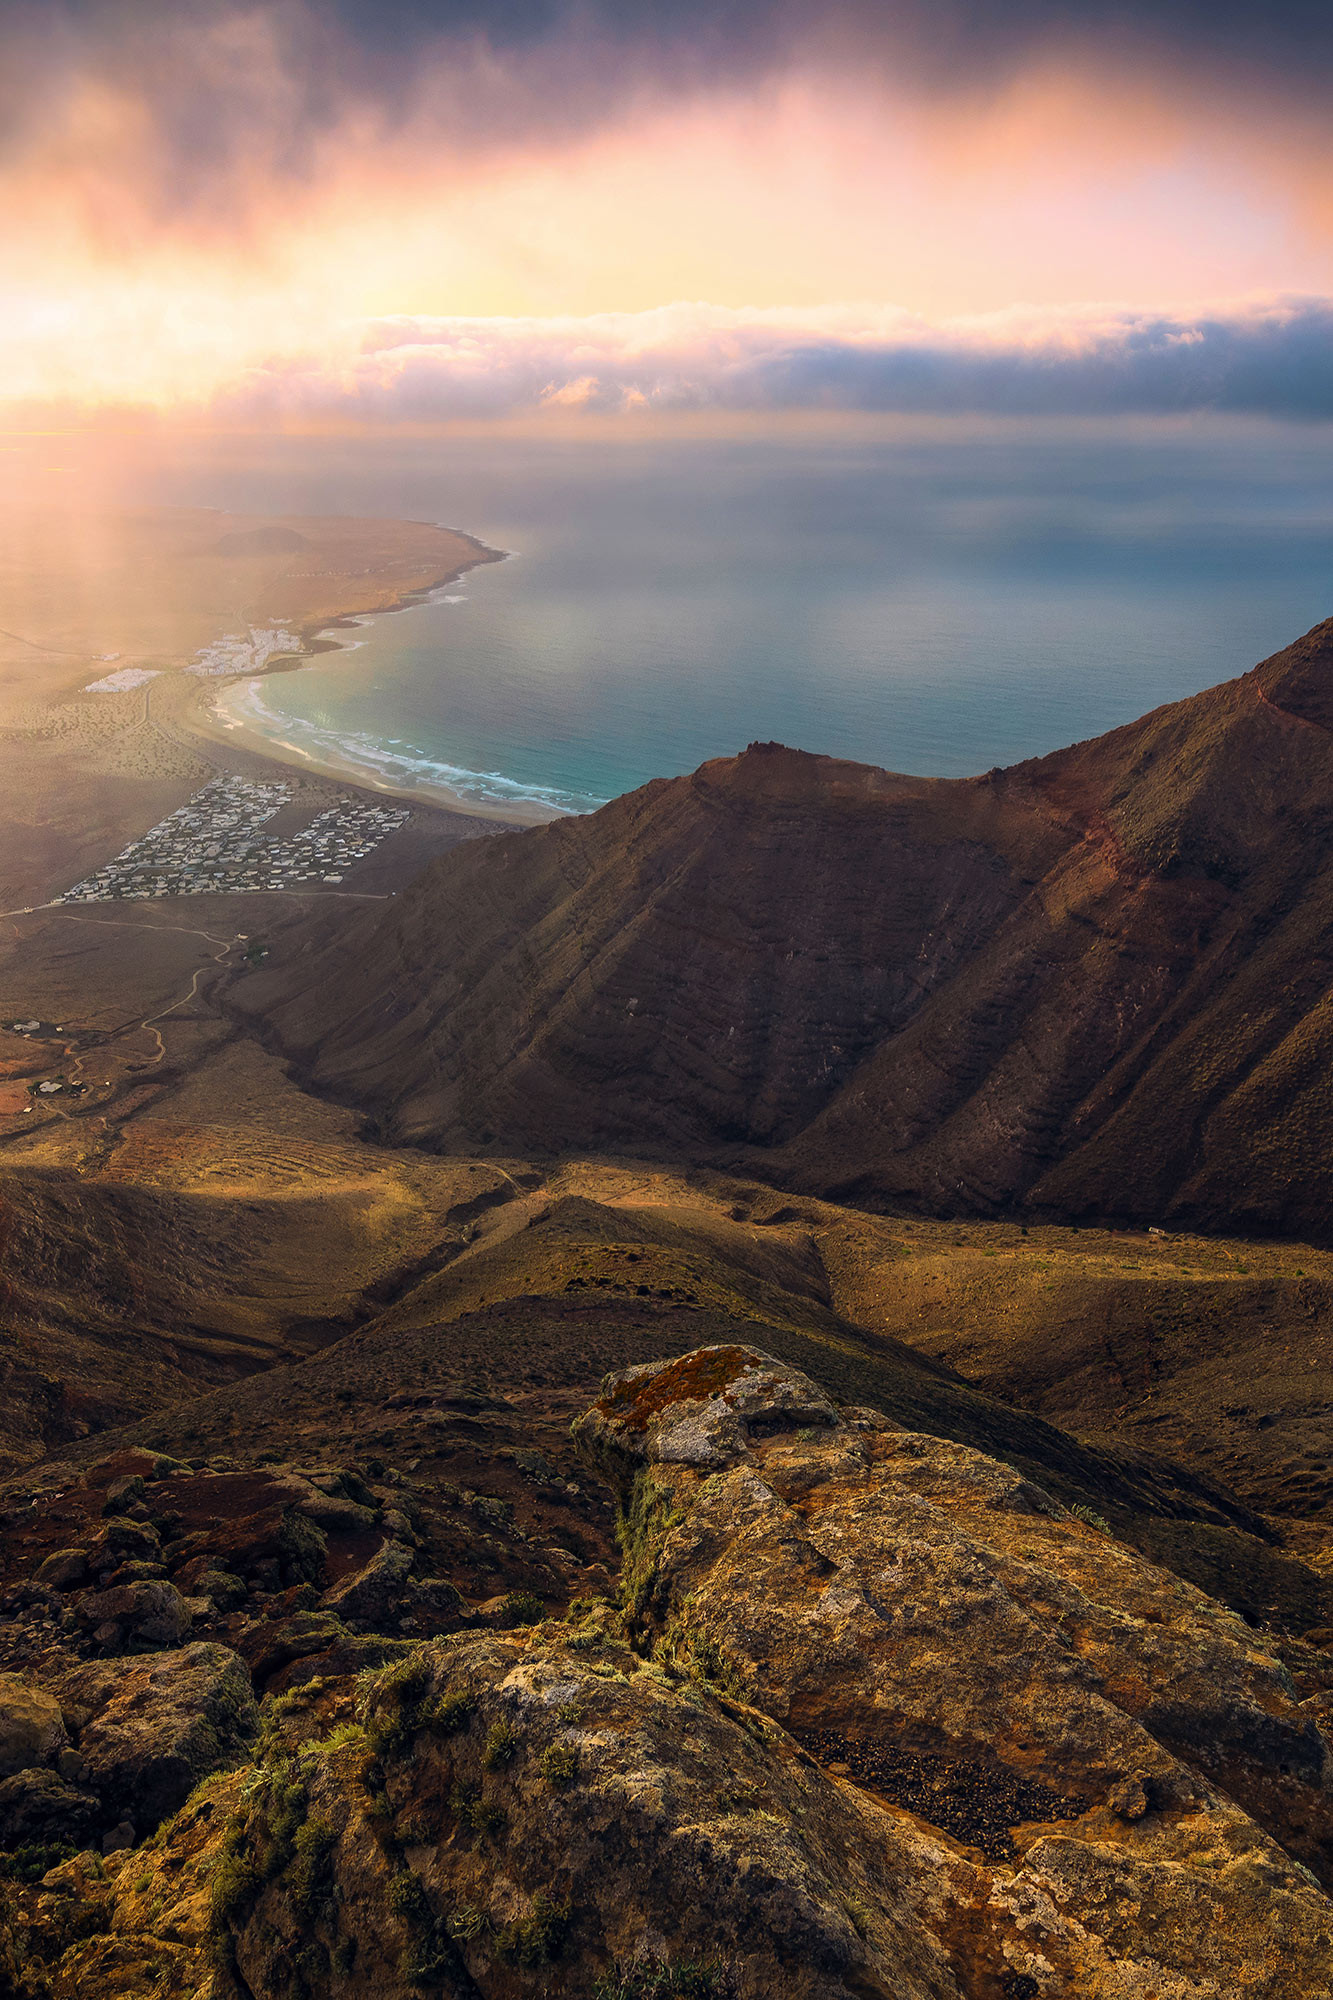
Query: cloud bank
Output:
[[218, 297, 1333, 424]]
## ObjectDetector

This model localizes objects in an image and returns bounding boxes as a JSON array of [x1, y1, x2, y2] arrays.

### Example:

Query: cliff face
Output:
[[243, 616, 1333, 1238]]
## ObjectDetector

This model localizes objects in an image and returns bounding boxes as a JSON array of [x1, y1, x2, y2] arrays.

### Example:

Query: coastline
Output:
[[170, 534, 568, 828], [0, 508, 554, 909]]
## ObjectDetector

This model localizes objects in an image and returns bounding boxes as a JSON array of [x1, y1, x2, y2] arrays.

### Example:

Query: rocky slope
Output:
[[241, 614, 1333, 1240], [3, 1347, 1332, 1997]]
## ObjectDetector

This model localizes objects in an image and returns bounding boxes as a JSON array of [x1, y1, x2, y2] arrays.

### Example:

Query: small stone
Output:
[[77, 1580, 192, 1649], [101, 1819, 136, 1853], [197, 1569, 248, 1612], [1109, 1774, 1151, 1822]]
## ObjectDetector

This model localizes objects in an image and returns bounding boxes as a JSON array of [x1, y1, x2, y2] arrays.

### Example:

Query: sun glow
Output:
[[2, 28, 1331, 420]]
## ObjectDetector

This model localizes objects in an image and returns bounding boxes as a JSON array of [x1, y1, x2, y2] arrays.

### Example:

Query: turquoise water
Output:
[[158, 428, 1333, 814]]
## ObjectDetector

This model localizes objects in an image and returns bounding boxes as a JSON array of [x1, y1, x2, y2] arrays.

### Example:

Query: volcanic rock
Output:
[[75, 1579, 190, 1651], [0, 1676, 65, 1777], [319, 1538, 414, 1623], [56, 1641, 258, 1829]]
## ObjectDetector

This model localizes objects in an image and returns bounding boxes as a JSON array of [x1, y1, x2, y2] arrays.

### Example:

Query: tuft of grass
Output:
[[446, 1904, 490, 1943], [1069, 1503, 1111, 1534], [539, 1742, 579, 1788], [359, 1650, 436, 1756], [426, 1687, 476, 1735], [388, 1870, 431, 1923], [499, 1590, 545, 1628], [208, 1844, 259, 1929], [593, 1955, 728, 1997], [318, 1720, 367, 1754], [448, 1783, 507, 1840], [390, 1868, 460, 1986], [494, 1892, 571, 1968], [482, 1719, 518, 1770], [288, 1816, 338, 1920], [0, 1842, 79, 1884]]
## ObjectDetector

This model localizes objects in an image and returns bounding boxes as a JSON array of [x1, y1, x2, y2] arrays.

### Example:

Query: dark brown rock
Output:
[[56, 1641, 258, 1829], [75, 1580, 190, 1650]]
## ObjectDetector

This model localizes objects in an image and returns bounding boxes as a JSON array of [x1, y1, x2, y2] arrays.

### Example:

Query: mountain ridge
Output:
[[238, 614, 1333, 1241]]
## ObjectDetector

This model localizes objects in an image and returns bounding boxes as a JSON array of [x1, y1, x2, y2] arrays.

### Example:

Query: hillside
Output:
[[237, 615, 1333, 1239]]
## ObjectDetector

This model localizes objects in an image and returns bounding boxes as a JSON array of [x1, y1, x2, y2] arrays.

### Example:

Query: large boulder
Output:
[[57, 1642, 258, 1832], [0, 1675, 66, 1777], [75, 1578, 190, 1650], [572, 1347, 1333, 1992], [201, 1625, 1333, 2000], [87, 1517, 160, 1571], [573, 1343, 841, 1476]]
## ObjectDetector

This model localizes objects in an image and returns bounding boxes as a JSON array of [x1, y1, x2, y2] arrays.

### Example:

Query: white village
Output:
[[56, 777, 410, 902]]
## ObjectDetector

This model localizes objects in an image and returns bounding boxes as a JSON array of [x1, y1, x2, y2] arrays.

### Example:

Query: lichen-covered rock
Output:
[[6, 1352, 1333, 1997], [0, 1676, 66, 1777], [575, 1347, 1333, 1992], [75, 1579, 190, 1650], [30, 1549, 87, 1592], [191, 1621, 1333, 2000], [195, 1569, 248, 1612], [88, 1518, 160, 1570], [573, 1343, 841, 1476], [0, 1767, 100, 1848], [0, 1779, 235, 1999], [296, 1491, 377, 1534], [220, 1632, 977, 1999], [56, 1642, 258, 1832]]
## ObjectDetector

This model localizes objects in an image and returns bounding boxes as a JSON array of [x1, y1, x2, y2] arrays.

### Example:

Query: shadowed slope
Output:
[[242, 617, 1333, 1239]]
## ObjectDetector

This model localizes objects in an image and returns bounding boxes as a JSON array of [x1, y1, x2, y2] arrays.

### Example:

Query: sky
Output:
[[3, 0, 1333, 424]]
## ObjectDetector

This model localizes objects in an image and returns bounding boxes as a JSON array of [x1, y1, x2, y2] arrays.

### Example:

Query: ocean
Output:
[[117, 423, 1333, 815]]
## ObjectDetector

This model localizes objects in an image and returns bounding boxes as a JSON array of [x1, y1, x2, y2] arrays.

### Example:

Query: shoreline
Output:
[[0, 506, 550, 909], [170, 534, 571, 829]]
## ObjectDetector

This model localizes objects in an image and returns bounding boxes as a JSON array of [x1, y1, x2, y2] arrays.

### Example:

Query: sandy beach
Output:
[[0, 505, 532, 911]]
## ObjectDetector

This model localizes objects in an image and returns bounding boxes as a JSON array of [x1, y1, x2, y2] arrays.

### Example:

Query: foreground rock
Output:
[[574, 1345, 1333, 1992], [3, 1348, 1332, 1996]]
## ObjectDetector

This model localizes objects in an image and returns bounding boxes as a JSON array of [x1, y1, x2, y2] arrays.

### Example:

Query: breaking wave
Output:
[[213, 677, 605, 818]]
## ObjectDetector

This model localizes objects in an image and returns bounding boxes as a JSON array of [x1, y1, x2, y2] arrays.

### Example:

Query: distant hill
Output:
[[240, 614, 1333, 1240]]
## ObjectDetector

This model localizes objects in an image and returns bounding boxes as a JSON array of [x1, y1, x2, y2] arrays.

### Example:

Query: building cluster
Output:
[[56, 777, 409, 903], [186, 627, 302, 676]]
